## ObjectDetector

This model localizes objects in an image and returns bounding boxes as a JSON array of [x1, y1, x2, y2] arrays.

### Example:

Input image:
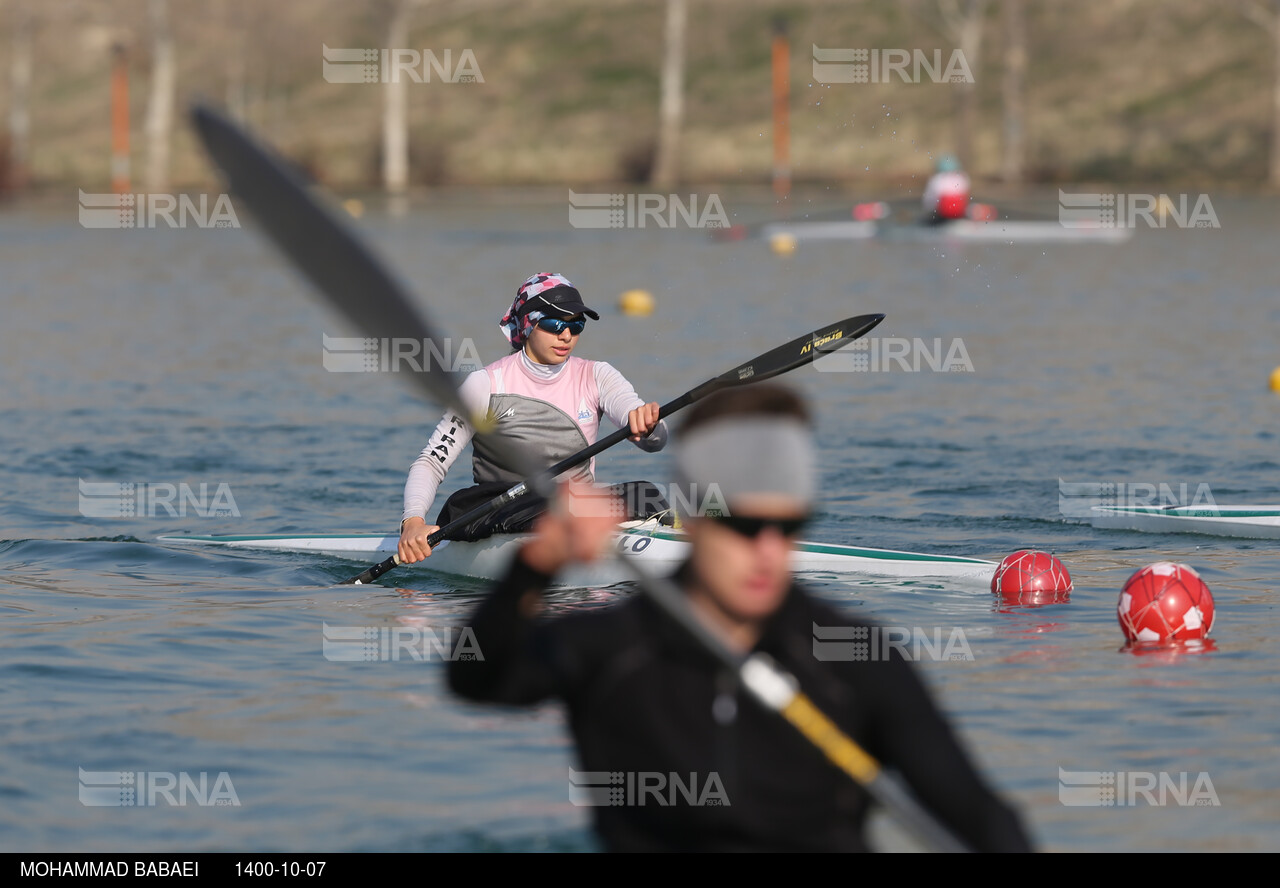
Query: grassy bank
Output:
[[1, 0, 1275, 192]]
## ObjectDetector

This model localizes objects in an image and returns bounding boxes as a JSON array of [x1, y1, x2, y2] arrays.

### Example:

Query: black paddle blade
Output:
[[190, 104, 491, 432], [699, 313, 885, 394]]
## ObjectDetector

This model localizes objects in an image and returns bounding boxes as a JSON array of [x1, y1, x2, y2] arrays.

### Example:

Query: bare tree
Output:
[[933, 0, 990, 172], [6, 2, 34, 190], [217, 0, 248, 122], [383, 0, 423, 199], [1000, 0, 1025, 184], [650, 0, 687, 188], [1243, 0, 1280, 187], [144, 0, 175, 192]]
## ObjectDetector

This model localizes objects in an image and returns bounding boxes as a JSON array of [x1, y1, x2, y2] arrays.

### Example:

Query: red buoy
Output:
[[852, 201, 890, 221], [968, 202, 997, 221], [991, 550, 1072, 605], [1117, 562, 1215, 643]]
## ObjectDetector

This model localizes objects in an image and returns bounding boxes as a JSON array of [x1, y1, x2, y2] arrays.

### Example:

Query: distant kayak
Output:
[[716, 217, 1132, 244], [1090, 505, 1280, 539]]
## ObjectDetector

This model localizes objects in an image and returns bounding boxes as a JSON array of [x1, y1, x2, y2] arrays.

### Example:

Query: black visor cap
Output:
[[520, 285, 601, 320]]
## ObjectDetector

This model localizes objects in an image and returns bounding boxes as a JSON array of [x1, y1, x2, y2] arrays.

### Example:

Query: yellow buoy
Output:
[[769, 232, 797, 256], [1270, 365, 1280, 393], [619, 289, 655, 317]]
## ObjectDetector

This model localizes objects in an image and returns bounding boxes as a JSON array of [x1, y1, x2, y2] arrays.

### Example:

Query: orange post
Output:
[[771, 22, 790, 201], [111, 43, 131, 194]]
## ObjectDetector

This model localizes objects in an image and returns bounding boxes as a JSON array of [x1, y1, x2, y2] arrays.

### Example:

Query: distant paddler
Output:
[[921, 155, 997, 224], [922, 155, 971, 223]]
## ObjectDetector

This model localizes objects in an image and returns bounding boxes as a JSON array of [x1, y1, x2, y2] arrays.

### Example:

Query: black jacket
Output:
[[448, 556, 1034, 852]]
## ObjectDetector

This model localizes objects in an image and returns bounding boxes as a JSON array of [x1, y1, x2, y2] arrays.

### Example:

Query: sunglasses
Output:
[[536, 317, 587, 335], [706, 513, 810, 539]]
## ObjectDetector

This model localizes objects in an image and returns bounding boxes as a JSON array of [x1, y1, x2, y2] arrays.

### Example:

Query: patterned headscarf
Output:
[[500, 272, 575, 350]]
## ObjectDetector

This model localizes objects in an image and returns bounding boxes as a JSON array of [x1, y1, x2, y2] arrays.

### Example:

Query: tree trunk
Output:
[[383, 0, 414, 198], [1272, 17, 1280, 187], [219, 0, 247, 122], [650, 0, 686, 188], [226, 54, 246, 122], [145, 0, 175, 193], [8, 6, 33, 190], [1242, 0, 1280, 187], [953, 1, 986, 173], [1000, 0, 1025, 183]]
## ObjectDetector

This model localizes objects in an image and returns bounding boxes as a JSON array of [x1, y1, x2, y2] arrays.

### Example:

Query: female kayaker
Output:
[[397, 272, 667, 563]]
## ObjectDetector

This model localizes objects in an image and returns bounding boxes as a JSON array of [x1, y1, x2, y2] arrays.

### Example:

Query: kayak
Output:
[[747, 219, 1132, 244], [158, 520, 999, 586], [1090, 505, 1280, 539]]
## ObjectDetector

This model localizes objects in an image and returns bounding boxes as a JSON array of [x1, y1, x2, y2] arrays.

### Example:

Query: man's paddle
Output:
[[345, 311, 884, 585], [189, 103, 969, 853]]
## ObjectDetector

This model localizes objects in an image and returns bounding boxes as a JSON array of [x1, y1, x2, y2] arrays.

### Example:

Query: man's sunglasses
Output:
[[536, 317, 587, 335], [706, 513, 810, 539]]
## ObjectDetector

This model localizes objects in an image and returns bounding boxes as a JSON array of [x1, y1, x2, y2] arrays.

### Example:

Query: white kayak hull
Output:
[[158, 522, 998, 586], [1090, 505, 1280, 539], [758, 219, 1131, 244]]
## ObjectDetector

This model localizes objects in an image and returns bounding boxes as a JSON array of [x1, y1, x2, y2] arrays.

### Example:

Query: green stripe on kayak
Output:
[[164, 531, 995, 565], [1099, 507, 1280, 519], [623, 528, 994, 564]]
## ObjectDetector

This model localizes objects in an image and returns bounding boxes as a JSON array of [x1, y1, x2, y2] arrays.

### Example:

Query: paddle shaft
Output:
[[636, 563, 972, 853]]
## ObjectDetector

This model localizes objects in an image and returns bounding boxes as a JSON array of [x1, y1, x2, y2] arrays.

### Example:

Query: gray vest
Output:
[[471, 393, 593, 486]]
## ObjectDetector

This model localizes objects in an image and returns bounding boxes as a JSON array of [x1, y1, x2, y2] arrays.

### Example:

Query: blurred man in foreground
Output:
[[448, 384, 1033, 852]]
